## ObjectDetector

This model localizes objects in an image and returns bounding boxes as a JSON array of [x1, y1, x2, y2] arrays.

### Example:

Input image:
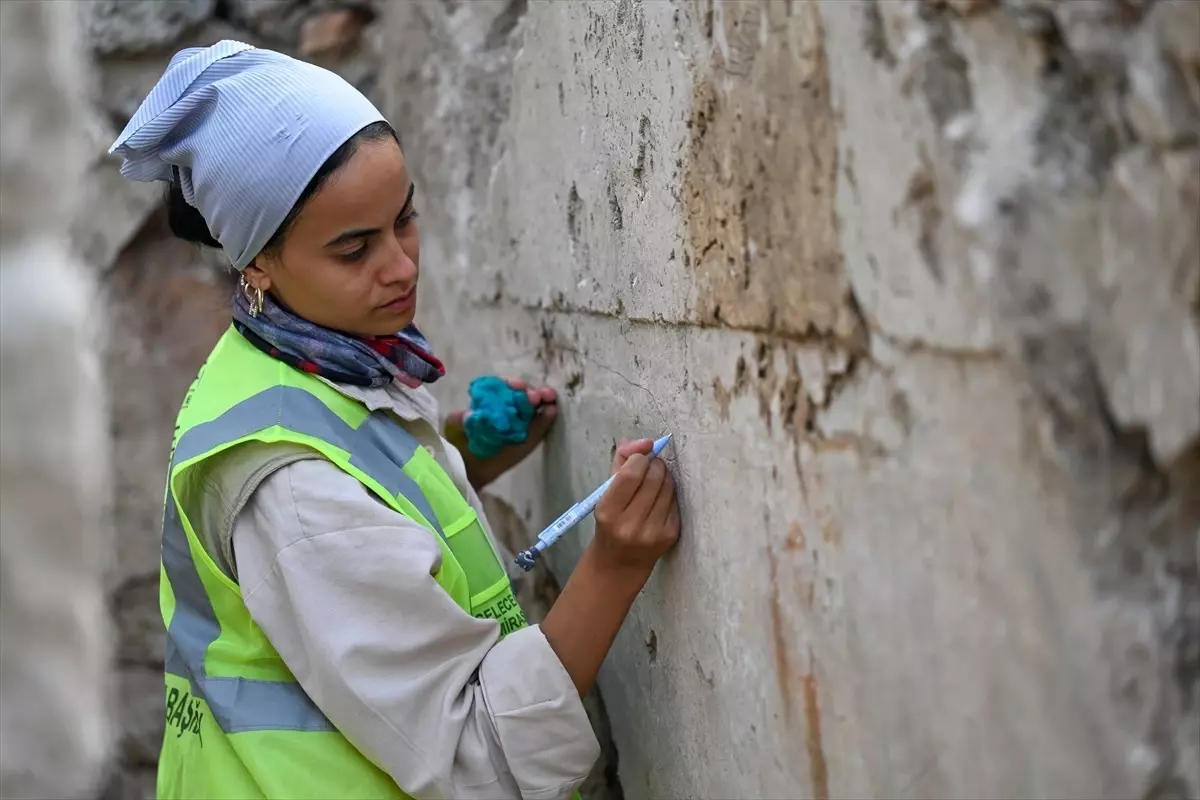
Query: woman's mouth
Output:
[[380, 289, 415, 312]]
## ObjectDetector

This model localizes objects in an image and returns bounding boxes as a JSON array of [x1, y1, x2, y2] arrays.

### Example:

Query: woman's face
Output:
[[244, 137, 421, 337]]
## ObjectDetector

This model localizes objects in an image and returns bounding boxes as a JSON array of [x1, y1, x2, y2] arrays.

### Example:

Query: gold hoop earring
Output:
[[240, 275, 264, 317]]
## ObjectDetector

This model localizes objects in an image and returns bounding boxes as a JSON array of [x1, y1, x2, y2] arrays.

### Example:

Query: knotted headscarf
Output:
[[108, 40, 387, 270]]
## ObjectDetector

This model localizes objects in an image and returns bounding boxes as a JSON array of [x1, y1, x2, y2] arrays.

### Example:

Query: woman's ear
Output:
[[242, 262, 271, 293]]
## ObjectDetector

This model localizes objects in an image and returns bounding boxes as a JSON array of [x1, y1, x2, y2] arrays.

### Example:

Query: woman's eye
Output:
[[338, 246, 367, 263], [397, 210, 419, 229]]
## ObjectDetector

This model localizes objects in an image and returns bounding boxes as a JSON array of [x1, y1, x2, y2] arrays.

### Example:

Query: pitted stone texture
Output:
[[383, 1, 1198, 797], [87, 0, 217, 56]]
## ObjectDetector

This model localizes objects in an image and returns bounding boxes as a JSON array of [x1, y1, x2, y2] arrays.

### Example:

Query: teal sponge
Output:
[[464, 376, 535, 459]]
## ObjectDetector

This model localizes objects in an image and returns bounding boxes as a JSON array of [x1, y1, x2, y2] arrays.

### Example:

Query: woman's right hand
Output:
[[542, 439, 681, 696], [591, 438, 681, 573]]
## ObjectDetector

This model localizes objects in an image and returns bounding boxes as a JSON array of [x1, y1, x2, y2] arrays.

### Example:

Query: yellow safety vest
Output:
[[156, 326, 531, 799]]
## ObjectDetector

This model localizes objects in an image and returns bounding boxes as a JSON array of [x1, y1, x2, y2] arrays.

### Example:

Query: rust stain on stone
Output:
[[682, 0, 865, 344], [802, 670, 830, 800], [898, 153, 944, 283], [712, 377, 733, 421], [821, 519, 841, 546], [766, 543, 794, 716], [784, 522, 806, 551], [808, 434, 860, 453], [783, 523, 816, 606], [300, 8, 369, 61]]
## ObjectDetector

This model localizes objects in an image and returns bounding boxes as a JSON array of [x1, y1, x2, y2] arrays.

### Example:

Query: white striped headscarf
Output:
[[109, 40, 387, 270]]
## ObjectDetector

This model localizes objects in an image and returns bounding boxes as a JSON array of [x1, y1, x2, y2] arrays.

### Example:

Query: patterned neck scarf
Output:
[[231, 288, 445, 389]]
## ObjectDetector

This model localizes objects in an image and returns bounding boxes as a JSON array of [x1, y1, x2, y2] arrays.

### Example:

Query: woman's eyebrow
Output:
[[324, 182, 416, 248], [325, 227, 378, 248]]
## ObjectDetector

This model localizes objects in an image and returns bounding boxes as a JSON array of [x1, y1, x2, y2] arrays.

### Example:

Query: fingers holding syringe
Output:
[[624, 457, 667, 528], [597, 453, 649, 521], [646, 466, 676, 532], [611, 438, 653, 473]]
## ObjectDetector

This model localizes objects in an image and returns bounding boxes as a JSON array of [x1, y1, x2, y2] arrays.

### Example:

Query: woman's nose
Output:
[[378, 236, 417, 285]]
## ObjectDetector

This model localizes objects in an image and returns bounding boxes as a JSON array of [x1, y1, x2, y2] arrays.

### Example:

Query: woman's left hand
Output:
[[443, 377, 558, 491]]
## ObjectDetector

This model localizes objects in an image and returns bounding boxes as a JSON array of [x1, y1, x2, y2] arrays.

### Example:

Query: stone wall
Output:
[[381, 1, 1199, 798]]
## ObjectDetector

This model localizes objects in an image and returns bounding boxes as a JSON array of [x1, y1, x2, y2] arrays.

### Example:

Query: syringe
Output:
[[514, 434, 673, 571]]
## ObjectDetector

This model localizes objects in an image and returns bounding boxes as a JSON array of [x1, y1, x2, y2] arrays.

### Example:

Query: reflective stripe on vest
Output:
[[162, 499, 334, 733], [173, 387, 445, 538], [163, 385, 508, 734]]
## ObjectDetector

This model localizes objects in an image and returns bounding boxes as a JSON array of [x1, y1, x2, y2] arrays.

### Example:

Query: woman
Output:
[[111, 41, 680, 800]]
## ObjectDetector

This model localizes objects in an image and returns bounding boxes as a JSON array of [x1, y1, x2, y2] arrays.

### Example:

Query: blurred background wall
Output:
[[1, 1, 1196, 799], [1, 2, 112, 797]]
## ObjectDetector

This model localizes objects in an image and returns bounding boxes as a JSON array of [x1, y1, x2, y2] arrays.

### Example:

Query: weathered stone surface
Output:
[[100, 767, 157, 800], [1126, 12, 1200, 148], [300, 8, 370, 59], [72, 157, 163, 270], [87, 0, 216, 56], [1150, 0, 1200, 70], [1094, 147, 1200, 464], [226, 0, 310, 43], [684, 1, 863, 343], [116, 668, 165, 767], [946, 0, 998, 17], [102, 211, 235, 592], [113, 576, 166, 666], [382, 0, 1199, 797]]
